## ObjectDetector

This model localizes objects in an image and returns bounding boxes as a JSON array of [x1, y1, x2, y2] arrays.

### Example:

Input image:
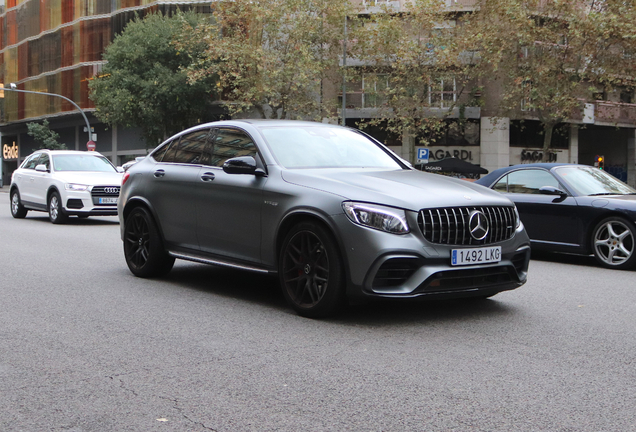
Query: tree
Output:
[[464, 0, 636, 152], [181, 0, 354, 120], [27, 120, 67, 150], [89, 11, 218, 147], [350, 0, 481, 163]]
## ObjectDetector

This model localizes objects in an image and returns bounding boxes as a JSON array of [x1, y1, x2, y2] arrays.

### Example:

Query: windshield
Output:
[[260, 126, 403, 169], [52, 154, 117, 172], [555, 166, 636, 196]]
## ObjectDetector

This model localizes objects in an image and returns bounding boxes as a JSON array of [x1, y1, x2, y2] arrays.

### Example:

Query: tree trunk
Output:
[[542, 122, 555, 154]]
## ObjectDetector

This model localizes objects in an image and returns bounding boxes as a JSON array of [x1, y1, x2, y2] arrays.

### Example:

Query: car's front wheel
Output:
[[592, 217, 636, 270], [279, 221, 346, 318], [48, 191, 68, 224], [124, 207, 175, 277], [10, 189, 28, 218]]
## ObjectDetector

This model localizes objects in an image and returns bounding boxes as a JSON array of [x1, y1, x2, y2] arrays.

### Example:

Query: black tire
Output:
[[48, 191, 68, 224], [124, 207, 175, 278], [10, 189, 28, 218], [279, 221, 346, 318], [591, 216, 636, 270]]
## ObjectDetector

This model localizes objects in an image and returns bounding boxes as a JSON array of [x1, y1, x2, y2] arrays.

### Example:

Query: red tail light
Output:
[[122, 172, 130, 186]]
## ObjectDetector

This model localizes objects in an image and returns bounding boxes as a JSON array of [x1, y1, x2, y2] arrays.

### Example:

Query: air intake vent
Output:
[[418, 206, 516, 245]]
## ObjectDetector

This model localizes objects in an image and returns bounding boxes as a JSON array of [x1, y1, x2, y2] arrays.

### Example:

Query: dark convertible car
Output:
[[476, 163, 636, 269]]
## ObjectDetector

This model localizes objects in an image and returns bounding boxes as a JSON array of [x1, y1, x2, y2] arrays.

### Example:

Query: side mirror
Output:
[[539, 186, 567, 197], [35, 164, 49, 173], [223, 156, 266, 176], [116, 166, 125, 173]]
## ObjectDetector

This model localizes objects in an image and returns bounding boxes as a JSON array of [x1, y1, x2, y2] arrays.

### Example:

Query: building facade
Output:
[[2, 0, 636, 187], [0, 0, 210, 185]]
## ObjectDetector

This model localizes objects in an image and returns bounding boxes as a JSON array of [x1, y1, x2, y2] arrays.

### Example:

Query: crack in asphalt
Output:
[[159, 395, 218, 431]]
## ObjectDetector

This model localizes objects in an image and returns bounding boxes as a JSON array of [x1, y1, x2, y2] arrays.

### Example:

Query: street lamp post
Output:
[[3, 83, 93, 145]]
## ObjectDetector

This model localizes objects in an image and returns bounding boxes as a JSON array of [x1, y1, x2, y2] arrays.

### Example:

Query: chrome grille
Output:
[[91, 186, 121, 197], [418, 206, 516, 245]]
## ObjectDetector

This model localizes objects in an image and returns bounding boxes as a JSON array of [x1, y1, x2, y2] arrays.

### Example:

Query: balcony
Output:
[[355, 0, 477, 13], [569, 100, 636, 127]]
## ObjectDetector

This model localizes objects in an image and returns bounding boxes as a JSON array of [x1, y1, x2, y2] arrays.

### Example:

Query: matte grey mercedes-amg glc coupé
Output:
[[119, 120, 531, 317]]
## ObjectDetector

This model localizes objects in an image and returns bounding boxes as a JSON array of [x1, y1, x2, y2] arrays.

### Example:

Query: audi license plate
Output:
[[99, 197, 118, 204], [451, 246, 501, 266]]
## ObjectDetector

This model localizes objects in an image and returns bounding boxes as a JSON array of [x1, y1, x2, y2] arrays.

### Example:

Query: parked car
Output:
[[122, 156, 146, 172], [119, 120, 531, 317], [10, 150, 123, 224], [476, 163, 636, 269]]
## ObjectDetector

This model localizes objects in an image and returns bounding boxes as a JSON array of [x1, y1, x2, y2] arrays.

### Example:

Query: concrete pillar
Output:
[[402, 132, 415, 165], [628, 129, 636, 188], [480, 117, 510, 173], [111, 124, 118, 164], [569, 124, 579, 164]]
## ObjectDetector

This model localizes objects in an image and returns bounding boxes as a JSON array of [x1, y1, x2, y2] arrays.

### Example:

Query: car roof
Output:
[[476, 163, 583, 186], [30, 150, 105, 156]]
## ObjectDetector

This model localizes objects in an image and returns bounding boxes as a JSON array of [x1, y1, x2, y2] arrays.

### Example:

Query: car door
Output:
[[17, 153, 44, 206], [196, 127, 266, 263], [143, 128, 212, 251], [30, 153, 51, 206], [494, 168, 581, 247]]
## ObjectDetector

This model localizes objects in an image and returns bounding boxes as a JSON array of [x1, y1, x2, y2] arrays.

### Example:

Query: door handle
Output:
[[200, 172, 215, 182], [153, 169, 165, 178]]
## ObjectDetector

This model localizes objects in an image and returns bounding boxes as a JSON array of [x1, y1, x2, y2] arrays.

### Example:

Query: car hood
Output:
[[53, 171, 123, 186], [281, 168, 513, 211]]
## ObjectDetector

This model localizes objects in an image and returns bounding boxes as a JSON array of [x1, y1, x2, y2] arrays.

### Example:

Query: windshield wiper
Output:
[[588, 193, 620, 196]]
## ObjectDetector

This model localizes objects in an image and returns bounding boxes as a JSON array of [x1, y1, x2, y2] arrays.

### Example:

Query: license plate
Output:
[[99, 197, 118, 204], [451, 246, 501, 266]]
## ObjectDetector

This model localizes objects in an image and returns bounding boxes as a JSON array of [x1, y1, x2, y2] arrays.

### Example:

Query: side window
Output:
[[209, 128, 257, 167], [38, 154, 50, 170], [172, 129, 211, 165], [151, 140, 174, 162], [22, 154, 41, 170], [493, 176, 508, 192], [507, 169, 561, 194]]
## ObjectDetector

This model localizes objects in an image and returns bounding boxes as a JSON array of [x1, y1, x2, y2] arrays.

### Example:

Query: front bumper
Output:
[[62, 188, 119, 216], [331, 213, 530, 300]]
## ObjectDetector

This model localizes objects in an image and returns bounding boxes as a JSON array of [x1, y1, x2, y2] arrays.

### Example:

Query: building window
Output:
[[429, 77, 456, 108], [341, 73, 389, 109]]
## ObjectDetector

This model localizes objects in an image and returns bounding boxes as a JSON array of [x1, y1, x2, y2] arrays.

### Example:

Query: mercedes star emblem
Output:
[[469, 210, 489, 241]]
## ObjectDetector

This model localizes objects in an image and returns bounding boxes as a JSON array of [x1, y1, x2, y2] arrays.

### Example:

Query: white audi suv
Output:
[[10, 150, 123, 224]]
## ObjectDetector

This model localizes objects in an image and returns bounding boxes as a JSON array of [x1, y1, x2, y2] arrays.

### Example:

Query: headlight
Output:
[[342, 202, 409, 234], [514, 205, 521, 229], [65, 183, 89, 191]]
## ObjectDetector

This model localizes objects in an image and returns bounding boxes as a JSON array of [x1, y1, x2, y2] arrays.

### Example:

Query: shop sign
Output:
[[428, 147, 477, 163], [520, 149, 558, 163], [2, 142, 19, 160]]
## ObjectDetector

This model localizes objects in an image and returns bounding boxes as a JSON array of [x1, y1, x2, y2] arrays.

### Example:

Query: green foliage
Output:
[[89, 11, 217, 147], [27, 120, 67, 150], [351, 0, 480, 162], [463, 0, 636, 151], [180, 0, 354, 120]]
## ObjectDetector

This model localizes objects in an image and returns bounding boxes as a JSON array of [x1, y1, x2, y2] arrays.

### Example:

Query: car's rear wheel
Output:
[[279, 221, 345, 318], [48, 191, 68, 224], [124, 207, 175, 277], [592, 217, 636, 270], [10, 189, 28, 218]]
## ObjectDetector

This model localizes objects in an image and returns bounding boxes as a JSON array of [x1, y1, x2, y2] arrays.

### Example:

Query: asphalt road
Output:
[[1, 191, 635, 431]]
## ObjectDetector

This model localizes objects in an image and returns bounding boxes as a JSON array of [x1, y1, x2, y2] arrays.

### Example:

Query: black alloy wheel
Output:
[[10, 189, 28, 218], [279, 221, 345, 318], [592, 217, 636, 270], [123, 207, 175, 277], [48, 191, 68, 224]]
